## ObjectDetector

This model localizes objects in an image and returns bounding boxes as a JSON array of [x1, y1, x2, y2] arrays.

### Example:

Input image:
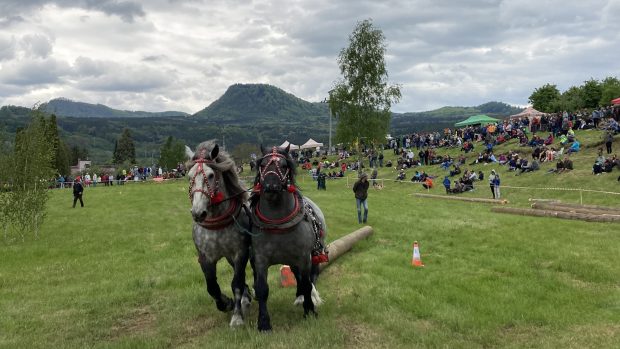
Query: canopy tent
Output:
[[279, 140, 300, 150], [300, 138, 324, 149], [454, 114, 500, 127], [510, 106, 545, 119], [611, 97, 620, 105]]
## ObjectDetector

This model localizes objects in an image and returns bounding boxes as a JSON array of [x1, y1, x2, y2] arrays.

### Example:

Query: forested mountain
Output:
[[194, 84, 328, 123], [0, 85, 522, 164], [41, 98, 189, 118]]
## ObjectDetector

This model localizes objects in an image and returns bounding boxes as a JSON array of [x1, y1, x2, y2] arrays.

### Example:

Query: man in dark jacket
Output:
[[73, 178, 84, 208], [352, 172, 369, 223]]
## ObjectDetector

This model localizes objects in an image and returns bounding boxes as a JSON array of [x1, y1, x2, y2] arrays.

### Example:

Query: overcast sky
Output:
[[0, 0, 618, 114]]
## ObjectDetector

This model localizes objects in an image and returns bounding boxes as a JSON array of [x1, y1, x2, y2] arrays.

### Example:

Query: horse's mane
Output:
[[253, 146, 297, 186], [189, 140, 249, 201]]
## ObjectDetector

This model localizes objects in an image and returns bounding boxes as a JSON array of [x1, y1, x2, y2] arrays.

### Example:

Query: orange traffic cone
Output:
[[280, 265, 297, 287], [411, 241, 424, 267]]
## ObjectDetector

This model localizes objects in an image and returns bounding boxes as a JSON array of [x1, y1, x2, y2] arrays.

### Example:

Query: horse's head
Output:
[[255, 144, 296, 194], [188, 143, 223, 222]]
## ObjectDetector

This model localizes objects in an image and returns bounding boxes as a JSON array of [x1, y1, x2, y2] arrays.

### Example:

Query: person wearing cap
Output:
[[353, 172, 369, 224]]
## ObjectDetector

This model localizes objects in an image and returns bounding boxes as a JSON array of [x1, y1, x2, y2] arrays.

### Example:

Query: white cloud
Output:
[[0, 0, 619, 113]]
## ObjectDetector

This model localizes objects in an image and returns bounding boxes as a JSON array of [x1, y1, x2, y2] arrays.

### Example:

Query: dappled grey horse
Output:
[[250, 144, 328, 331], [187, 141, 252, 327]]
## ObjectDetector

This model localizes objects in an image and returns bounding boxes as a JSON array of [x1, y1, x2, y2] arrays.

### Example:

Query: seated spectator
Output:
[[385, 160, 393, 168], [411, 171, 422, 182], [498, 153, 508, 165], [567, 140, 581, 154], [559, 134, 569, 145], [544, 133, 554, 145], [396, 170, 406, 181], [422, 176, 433, 189], [449, 164, 461, 177], [478, 171, 484, 181]]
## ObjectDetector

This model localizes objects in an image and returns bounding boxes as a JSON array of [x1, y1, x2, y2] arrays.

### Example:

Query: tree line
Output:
[[529, 77, 620, 113]]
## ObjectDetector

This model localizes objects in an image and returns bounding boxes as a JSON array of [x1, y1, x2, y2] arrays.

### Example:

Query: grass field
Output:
[[1, 129, 619, 348]]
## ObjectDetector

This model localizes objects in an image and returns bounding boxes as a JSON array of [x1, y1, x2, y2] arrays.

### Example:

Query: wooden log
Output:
[[413, 193, 508, 204], [491, 207, 620, 223], [319, 226, 373, 272], [531, 202, 620, 217], [528, 198, 562, 203], [541, 202, 620, 213]]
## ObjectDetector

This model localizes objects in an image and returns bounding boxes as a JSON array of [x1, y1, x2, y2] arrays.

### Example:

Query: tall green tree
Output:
[[1, 109, 54, 241], [555, 86, 584, 112], [581, 78, 602, 108], [329, 19, 401, 151], [599, 76, 620, 106], [528, 83, 560, 113], [45, 114, 70, 176], [113, 128, 136, 164], [158, 136, 185, 170]]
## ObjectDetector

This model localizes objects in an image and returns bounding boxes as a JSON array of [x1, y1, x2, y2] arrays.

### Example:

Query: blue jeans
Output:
[[356, 198, 368, 223]]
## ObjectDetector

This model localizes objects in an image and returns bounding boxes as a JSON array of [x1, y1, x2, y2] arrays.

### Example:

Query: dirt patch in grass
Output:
[[337, 318, 386, 349], [109, 306, 156, 339]]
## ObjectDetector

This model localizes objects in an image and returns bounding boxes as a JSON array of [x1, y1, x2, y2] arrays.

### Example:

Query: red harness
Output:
[[197, 197, 241, 230], [190, 158, 237, 230], [188, 158, 224, 205]]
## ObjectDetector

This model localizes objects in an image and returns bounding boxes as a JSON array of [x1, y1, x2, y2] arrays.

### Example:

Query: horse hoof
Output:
[[241, 296, 251, 317], [258, 325, 272, 332], [303, 310, 318, 319], [217, 298, 234, 312], [293, 295, 304, 306], [229, 314, 244, 327]]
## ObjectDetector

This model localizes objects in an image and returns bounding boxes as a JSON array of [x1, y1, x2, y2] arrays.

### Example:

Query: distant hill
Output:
[[1, 86, 523, 163], [41, 98, 190, 118], [391, 101, 522, 134], [194, 84, 328, 123]]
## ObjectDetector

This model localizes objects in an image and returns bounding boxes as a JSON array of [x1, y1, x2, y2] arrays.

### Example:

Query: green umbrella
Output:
[[454, 114, 500, 127]]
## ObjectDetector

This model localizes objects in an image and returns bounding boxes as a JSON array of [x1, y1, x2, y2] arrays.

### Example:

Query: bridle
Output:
[[188, 158, 221, 204], [257, 147, 290, 189]]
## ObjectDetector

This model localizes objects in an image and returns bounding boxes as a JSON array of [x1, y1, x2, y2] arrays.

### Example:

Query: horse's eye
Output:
[[207, 173, 214, 180]]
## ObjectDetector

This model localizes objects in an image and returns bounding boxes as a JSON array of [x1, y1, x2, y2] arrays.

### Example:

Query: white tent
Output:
[[279, 140, 300, 150], [300, 138, 324, 149]]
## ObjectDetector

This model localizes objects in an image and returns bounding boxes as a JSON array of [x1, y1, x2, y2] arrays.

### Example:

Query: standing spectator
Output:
[[493, 171, 501, 199], [378, 151, 384, 167], [489, 170, 497, 199], [352, 173, 369, 224], [72, 179, 84, 208], [604, 131, 614, 154], [58, 175, 65, 189]]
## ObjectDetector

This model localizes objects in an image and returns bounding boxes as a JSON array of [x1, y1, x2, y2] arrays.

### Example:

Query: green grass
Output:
[[1, 129, 619, 348]]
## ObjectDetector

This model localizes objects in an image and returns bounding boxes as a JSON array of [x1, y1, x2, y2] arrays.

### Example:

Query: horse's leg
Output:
[[299, 264, 317, 318], [310, 263, 323, 306], [229, 253, 250, 327], [254, 261, 272, 332], [198, 254, 233, 312], [290, 265, 304, 305]]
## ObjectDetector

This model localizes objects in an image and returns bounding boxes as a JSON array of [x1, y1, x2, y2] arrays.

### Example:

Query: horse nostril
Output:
[[194, 210, 207, 222]]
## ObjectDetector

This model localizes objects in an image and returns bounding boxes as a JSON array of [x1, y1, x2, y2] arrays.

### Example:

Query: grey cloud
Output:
[[0, 36, 17, 61], [0, 0, 145, 22], [20, 33, 54, 58], [77, 65, 173, 92], [0, 58, 71, 85], [0, 15, 25, 28]]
